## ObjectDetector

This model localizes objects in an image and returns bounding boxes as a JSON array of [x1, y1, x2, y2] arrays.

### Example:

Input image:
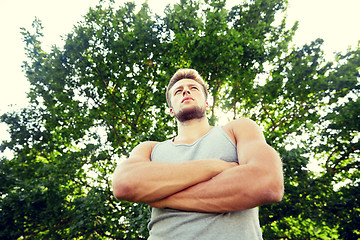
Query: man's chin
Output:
[[175, 107, 206, 122]]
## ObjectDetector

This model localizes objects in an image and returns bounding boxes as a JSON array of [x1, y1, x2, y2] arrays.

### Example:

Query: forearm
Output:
[[150, 150, 284, 212], [112, 159, 235, 203], [148, 166, 255, 212]]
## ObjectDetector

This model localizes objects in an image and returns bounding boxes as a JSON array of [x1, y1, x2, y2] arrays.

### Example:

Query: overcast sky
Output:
[[0, 0, 359, 139]]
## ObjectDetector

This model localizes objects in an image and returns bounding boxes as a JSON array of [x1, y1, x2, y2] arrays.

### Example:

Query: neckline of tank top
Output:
[[170, 126, 220, 146]]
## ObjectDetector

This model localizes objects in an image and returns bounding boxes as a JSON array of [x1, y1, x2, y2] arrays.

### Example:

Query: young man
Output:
[[112, 69, 284, 239]]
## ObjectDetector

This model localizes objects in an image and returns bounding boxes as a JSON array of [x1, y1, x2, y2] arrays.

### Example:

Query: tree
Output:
[[1, 0, 359, 239], [257, 39, 360, 239]]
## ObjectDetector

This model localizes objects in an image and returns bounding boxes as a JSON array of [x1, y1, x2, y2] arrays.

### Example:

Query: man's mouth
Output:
[[181, 97, 194, 103]]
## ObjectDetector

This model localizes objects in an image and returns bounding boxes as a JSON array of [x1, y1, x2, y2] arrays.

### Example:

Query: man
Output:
[[112, 68, 284, 239]]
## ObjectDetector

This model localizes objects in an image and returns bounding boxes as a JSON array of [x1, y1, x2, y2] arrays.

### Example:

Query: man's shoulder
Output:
[[222, 118, 263, 144], [138, 141, 160, 149], [223, 117, 256, 131], [132, 141, 159, 154]]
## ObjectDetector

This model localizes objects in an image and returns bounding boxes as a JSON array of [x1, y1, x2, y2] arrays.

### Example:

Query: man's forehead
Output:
[[171, 79, 202, 90]]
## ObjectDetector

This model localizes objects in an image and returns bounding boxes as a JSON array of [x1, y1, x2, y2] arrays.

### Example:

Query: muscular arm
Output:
[[112, 141, 236, 203], [149, 118, 284, 212]]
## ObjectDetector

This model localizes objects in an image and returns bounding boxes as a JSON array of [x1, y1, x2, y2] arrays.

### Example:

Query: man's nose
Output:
[[183, 89, 191, 96]]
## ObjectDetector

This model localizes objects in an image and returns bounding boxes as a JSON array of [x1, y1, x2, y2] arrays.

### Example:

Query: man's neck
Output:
[[174, 117, 212, 144]]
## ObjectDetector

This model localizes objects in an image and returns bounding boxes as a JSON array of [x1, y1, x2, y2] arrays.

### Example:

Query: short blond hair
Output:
[[166, 69, 208, 107]]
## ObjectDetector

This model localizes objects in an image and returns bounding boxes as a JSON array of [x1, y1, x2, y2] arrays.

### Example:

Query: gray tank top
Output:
[[148, 126, 263, 240]]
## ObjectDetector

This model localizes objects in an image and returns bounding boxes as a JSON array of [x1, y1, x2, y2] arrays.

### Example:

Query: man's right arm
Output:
[[112, 141, 236, 203]]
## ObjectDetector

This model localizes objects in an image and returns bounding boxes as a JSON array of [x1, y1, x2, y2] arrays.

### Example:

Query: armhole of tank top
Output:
[[150, 142, 160, 162], [219, 126, 237, 148], [150, 140, 170, 161]]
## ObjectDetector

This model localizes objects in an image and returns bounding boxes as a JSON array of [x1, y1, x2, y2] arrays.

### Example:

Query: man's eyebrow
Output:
[[181, 83, 199, 88], [173, 86, 183, 92], [173, 83, 199, 93]]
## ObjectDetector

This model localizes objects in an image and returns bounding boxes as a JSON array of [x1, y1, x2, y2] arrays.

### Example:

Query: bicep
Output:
[[128, 141, 157, 162], [112, 141, 158, 200], [238, 141, 281, 169], [234, 121, 284, 200], [113, 141, 157, 178], [230, 118, 267, 164]]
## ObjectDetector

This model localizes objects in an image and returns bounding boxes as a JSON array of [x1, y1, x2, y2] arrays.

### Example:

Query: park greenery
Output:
[[0, 0, 359, 239]]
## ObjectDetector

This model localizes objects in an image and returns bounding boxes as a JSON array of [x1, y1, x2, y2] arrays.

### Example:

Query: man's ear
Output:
[[206, 101, 209, 111], [169, 108, 175, 117]]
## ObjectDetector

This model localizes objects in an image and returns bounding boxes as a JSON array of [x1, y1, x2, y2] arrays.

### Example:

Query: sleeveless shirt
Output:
[[148, 126, 263, 240]]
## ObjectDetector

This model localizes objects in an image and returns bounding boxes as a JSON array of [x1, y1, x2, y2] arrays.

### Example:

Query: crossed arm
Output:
[[112, 118, 284, 213], [112, 142, 236, 202]]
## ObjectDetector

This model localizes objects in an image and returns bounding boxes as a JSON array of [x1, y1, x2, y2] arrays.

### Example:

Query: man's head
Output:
[[166, 69, 208, 108], [166, 69, 209, 122]]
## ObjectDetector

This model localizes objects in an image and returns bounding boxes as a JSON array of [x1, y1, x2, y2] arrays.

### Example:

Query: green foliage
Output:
[[0, 0, 359, 239]]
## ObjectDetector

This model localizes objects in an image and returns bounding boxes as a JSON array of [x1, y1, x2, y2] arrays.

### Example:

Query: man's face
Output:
[[169, 79, 208, 122]]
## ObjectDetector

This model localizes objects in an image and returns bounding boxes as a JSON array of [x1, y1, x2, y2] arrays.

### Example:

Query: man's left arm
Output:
[[148, 118, 284, 212]]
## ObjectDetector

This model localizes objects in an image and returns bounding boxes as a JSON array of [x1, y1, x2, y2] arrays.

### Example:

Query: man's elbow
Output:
[[270, 185, 284, 203], [263, 182, 284, 204], [112, 181, 135, 201]]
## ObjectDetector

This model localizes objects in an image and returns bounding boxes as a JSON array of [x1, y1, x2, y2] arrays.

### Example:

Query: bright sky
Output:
[[0, 0, 359, 141]]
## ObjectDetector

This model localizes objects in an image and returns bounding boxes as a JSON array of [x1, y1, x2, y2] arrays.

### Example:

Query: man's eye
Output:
[[192, 87, 198, 90], [175, 90, 181, 94]]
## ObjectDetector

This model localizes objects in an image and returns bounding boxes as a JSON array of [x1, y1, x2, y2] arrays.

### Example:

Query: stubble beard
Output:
[[174, 105, 206, 123]]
